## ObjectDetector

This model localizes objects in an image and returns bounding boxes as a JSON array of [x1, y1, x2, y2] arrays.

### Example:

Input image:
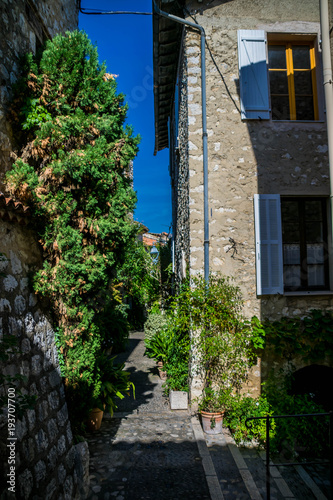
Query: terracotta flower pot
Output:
[[87, 407, 104, 432], [201, 411, 224, 435], [157, 361, 167, 380]]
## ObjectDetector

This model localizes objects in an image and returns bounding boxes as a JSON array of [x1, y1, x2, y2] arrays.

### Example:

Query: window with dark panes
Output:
[[281, 198, 328, 291], [268, 42, 318, 121]]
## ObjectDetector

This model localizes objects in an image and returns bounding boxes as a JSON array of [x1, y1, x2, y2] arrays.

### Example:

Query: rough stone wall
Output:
[[171, 38, 190, 281], [182, 0, 332, 313], [0, 220, 88, 499], [0, 0, 79, 191], [174, 0, 333, 390]]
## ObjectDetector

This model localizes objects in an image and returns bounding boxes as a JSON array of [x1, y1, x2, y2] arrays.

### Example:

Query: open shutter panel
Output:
[[238, 30, 270, 120], [254, 194, 283, 295]]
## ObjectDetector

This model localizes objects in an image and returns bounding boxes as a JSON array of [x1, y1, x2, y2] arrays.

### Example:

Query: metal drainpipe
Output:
[[320, 0, 333, 284], [153, 1, 210, 284]]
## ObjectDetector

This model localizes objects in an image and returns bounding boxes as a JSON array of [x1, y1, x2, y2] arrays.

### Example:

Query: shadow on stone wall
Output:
[[0, 220, 88, 499]]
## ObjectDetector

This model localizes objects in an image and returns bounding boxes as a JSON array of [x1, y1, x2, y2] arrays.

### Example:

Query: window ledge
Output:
[[271, 120, 325, 124], [284, 290, 333, 296]]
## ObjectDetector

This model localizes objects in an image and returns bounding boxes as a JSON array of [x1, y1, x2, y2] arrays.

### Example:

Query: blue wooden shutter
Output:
[[238, 30, 270, 120], [254, 194, 283, 295]]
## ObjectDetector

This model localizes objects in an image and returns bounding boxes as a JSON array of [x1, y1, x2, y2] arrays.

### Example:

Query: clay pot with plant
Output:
[[87, 352, 135, 431], [185, 274, 260, 434]]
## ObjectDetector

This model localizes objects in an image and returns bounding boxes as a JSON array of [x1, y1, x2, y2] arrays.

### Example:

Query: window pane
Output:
[[307, 244, 325, 264], [268, 46, 286, 69], [283, 223, 300, 243], [308, 265, 325, 286], [294, 71, 313, 95], [282, 200, 299, 222], [292, 45, 311, 69], [305, 200, 322, 221], [284, 265, 301, 287], [296, 96, 314, 120], [306, 222, 323, 242], [269, 71, 289, 94], [271, 96, 290, 120], [284, 244, 300, 264]]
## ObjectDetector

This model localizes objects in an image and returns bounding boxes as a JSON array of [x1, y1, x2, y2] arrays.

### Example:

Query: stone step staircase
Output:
[[201, 424, 331, 500]]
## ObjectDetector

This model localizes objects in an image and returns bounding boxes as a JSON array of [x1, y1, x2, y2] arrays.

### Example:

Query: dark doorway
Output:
[[291, 364, 333, 411]]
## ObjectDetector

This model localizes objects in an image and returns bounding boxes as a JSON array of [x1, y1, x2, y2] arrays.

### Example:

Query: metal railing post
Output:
[[329, 411, 333, 500], [266, 415, 271, 500], [246, 412, 331, 499]]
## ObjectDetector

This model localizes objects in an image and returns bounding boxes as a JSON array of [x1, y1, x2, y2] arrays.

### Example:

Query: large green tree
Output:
[[6, 31, 140, 419]]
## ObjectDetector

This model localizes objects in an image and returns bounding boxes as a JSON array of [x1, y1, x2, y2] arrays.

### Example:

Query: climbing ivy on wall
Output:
[[6, 31, 140, 419], [262, 309, 333, 362]]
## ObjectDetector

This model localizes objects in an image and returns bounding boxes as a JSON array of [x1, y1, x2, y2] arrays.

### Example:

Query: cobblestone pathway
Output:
[[86, 331, 211, 500], [86, 332, 331, 500]]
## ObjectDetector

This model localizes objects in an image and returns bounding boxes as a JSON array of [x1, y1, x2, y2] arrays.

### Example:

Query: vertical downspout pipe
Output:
[[153, 1, 210, 284], [320, 0, 333, 271]]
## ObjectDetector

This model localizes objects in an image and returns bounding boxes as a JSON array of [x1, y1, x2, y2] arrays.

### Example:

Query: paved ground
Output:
[[86, 331, 331, 500]]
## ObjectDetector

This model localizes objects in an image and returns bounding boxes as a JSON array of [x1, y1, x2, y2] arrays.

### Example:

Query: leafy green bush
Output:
[[173, 274, 260, 397], [144, 328, 169, 364], [120, 239, 161, 319], [143, 302, 190, 392], [91, 352, 134, 415], [263, 370, 328, 458], [224, 394, 275, 447], [96, 297, 130, 353], [144, 307, 168, 343], [164, 325, 190, 393], [262, 309, 333, 362], [6, 31, 139, 423]]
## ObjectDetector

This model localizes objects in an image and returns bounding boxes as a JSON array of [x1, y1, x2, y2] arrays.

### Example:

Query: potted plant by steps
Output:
[[165, 360, 189, 410], [144, 328, 169, 379], [186, 274, 260, 435], [198, 386, 231, 434], [87, 352, 135, 431]]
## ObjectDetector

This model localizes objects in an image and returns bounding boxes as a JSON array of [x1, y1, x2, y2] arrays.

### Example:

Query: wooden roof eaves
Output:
[[153, 0, 184, 155]]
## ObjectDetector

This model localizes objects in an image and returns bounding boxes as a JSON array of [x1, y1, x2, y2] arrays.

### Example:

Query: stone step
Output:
[[202, 425, 330, 500]]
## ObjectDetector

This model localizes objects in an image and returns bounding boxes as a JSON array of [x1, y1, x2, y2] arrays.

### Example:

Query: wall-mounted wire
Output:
[[79, 1, 151, 16]]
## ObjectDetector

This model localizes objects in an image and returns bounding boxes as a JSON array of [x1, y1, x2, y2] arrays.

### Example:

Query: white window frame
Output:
[[238, 30, 322, 121], [254, 194, 332, 296]]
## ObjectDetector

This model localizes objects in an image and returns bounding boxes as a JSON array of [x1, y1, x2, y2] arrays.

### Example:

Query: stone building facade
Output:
[[0, 2, 90, 499], [153, 0, 333, 395]]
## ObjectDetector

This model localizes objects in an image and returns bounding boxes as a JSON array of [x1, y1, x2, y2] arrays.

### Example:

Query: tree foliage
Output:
[[6, 31, 140, 419]]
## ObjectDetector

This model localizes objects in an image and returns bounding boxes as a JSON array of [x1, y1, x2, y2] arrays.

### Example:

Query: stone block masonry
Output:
[[0, 220, 88, 499], [0, 0, 79, 191]]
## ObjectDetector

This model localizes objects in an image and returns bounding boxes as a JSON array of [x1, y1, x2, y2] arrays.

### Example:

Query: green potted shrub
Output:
[[198, 386, 232, 434], [144, 327, 169, 379], [163, 326, 190, 410], [178, 274, 259, 434], [87, 352, 135, 431]]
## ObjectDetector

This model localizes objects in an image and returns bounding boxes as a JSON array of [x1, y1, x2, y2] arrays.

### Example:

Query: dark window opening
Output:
[[281, 197, 329, 291]]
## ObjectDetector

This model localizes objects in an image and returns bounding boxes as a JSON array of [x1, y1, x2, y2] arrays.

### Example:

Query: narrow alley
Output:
[[86, 332, 330, 500]]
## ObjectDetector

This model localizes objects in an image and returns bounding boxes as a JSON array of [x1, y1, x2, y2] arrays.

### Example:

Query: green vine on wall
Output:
[[262, 309, 333, 362], [6, 31, 140, 420]]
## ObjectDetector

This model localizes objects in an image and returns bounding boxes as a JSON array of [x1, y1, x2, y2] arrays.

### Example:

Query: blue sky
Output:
[[79, 0, 172, 234]]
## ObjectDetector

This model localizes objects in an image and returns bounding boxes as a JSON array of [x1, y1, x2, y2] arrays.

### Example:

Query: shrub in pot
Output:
[[87, 352, 135, 431], [175, 274, 262, 432], [198, 386, 232, 434]]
